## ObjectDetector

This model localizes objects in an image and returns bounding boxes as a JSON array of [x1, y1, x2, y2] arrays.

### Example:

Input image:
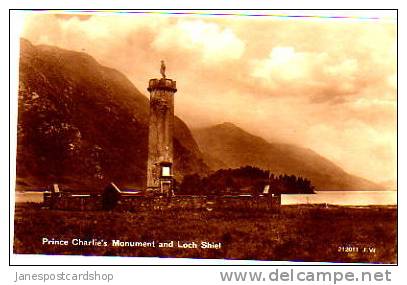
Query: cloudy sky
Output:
[[19, 12, 397, 185]]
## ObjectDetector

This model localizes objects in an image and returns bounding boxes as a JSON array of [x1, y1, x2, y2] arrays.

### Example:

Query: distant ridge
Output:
[[192, 122, 384, 191]]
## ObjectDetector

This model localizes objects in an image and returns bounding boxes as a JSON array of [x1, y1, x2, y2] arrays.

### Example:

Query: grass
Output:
[[13, 203, 397, 263]]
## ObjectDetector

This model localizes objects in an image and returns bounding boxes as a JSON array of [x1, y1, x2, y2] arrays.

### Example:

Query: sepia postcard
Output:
[[11, 10, 397, 264]]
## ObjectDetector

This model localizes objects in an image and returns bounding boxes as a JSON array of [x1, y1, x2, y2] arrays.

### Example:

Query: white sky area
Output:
[[19, 12, 397, 184]]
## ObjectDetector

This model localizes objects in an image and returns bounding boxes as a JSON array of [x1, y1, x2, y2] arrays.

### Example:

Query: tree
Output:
[[179, 166, 316, 195]]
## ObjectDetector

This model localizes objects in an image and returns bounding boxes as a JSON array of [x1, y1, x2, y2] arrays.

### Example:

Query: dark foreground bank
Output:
[[13, 203, 396, 263]]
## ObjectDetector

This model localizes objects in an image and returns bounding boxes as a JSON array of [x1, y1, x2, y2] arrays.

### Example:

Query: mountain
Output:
[[379, 179, 397, 191], [16, 39, 208, 191], [192, 122, 383, 191]]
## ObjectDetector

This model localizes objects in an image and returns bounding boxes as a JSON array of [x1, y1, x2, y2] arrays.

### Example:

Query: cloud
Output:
[[250, 46, 363, 104], [152, 19, 245, 63], [251, 47, 327, 82], [54, 14, 92, 21]]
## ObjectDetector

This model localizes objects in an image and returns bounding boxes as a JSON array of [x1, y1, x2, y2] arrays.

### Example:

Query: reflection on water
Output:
[[15, 192, 44, 203], [282, 191, 397, 206], [15, 190, 397, 206]]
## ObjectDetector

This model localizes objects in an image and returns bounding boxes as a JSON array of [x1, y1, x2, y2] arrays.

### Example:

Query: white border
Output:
[[3, 3, 404, 284]]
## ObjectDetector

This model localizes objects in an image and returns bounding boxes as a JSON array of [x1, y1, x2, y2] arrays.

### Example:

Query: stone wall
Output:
[[44, 193, 101, 211], [44, 193, 281, 212]]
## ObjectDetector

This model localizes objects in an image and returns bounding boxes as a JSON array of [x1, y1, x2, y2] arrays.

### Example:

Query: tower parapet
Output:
[[147, 78, 177, 92]]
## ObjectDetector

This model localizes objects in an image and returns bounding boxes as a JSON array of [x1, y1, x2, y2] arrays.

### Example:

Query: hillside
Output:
[[16, 39, 208, 191], [192, 122, 383, 191]]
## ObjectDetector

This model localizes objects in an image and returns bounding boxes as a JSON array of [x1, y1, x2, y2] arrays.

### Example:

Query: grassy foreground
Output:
[[13, 203, 397, 263]]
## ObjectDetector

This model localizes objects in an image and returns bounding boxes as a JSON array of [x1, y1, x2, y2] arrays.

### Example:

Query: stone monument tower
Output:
[[146, 61, 177, 196]]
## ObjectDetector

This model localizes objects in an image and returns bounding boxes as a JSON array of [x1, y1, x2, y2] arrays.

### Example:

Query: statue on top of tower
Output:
[[160, 60, 166, 79]]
